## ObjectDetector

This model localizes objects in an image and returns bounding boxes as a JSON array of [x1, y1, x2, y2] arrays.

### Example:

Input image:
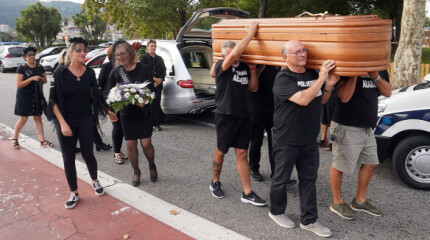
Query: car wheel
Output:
[[0, 62, 5, 73], [392, 135, 430, 190]]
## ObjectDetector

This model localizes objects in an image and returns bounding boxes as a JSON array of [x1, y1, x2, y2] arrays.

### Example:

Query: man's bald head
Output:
[[281, 40, 304, 56]]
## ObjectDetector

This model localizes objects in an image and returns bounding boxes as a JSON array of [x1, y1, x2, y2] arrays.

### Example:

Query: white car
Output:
[[87, 7, 249, 115], [0, 45, 26, 73], [40, 53, 61, 73], [375, 78, 430, 190]]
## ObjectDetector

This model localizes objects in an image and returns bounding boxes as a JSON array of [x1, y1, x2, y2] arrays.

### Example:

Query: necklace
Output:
[[77, 76, 81, 81]]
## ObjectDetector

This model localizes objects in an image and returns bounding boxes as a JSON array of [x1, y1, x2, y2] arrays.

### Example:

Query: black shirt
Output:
[[247, 65, 280, 113], [107, 62, 153, 116], [98, 62, 113, 97], [273, 67, 322, 145], [214, 60, 250, 117], [332, 70, 389, 128], [140, 54, 166, 87], [61, 68, 94, 118]]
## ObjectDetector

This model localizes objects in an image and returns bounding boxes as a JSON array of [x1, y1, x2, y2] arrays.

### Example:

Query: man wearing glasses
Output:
[[269, 40, 339, 238]]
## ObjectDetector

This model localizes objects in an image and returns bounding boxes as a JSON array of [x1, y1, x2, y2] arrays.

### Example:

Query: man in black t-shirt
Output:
[[210, 21, 267, 207], [329, 71, 391, 220], [269, 40, 339, 238]]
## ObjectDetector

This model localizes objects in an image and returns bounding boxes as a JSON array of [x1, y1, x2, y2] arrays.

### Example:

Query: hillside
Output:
[[0, 0, 81, 30]]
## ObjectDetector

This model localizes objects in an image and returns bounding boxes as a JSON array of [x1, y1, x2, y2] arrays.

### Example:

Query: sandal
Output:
[[40, 140, 54, 148], [318, 139, 327, 148], [325, 142, 332, 151], [12, 139, 20, 149], [114, 153, 124, 164], [119, 152, 128, 160]]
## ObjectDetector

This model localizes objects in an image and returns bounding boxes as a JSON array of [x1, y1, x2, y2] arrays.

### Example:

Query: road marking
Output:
[[0, 123, 249, 240]]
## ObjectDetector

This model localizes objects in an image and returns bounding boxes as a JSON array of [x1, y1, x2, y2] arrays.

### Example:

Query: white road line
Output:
[[0, 123, 249, 240]]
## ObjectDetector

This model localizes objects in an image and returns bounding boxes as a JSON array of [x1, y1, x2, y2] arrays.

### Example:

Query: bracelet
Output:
[[372, 75, 381, 84], [249, 67, 256, 71], [324, 86, 334, 93]]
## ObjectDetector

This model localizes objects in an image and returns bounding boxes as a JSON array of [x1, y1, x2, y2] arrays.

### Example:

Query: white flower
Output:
[[138, 97, 144, 103], [134, 94, 140, 99], [139, 89, 145, 94], [131, 99, 135, 104], [124, 92, 130, 98], [130, 88, 136, 93], [115, 95, 122, 101], [123, 88, 129, 92], [150, 92, 156, 99]]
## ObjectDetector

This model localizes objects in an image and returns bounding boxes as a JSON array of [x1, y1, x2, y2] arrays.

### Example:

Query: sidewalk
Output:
[[0, 124, 249, 240]]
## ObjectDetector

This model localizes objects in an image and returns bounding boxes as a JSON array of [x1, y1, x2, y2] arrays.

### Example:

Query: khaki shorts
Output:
[[330, 121, 379, 174]]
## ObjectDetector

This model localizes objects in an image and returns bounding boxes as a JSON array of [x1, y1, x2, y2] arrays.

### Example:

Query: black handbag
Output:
[[41, 97, 54, 121]]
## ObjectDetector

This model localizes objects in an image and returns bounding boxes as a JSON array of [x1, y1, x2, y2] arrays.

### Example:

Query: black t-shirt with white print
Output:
[[214, 60, 250, 117], [273, 67, 322, 146], [332, 70, 389, 128]]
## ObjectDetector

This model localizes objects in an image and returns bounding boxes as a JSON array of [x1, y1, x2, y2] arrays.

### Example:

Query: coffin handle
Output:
[[296, 11, 330, 19]]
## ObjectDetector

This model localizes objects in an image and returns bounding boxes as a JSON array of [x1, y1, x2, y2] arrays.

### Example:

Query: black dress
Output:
[[107, 62, 154, 140], [14, 64, 45, 116]]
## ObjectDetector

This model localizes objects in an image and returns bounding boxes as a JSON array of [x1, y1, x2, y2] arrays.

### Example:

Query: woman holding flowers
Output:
[[49, 37, 118, 209], [106, 42, 157, 187]]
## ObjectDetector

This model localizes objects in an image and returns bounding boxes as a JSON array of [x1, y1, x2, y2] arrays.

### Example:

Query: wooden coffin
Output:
[[212, 15, 392, 76]]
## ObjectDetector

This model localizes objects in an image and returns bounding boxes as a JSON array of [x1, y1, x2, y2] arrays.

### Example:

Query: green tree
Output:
[[15, 2, 62, 50], [72, 11, 107, 45]]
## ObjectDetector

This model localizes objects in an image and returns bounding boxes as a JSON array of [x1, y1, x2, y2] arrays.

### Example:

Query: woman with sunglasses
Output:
[[12, 47, 53, 149], [49, 37, 117, 209], [106, 41, 157, 187]]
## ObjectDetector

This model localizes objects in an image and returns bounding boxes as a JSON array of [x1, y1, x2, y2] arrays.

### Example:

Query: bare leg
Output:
[[13, 116, 28, 139], [330, 166, 344, 204], [33, 116, 45, 142], [212, 148, 224, 182], [355, 164, 377, 203], [235, 148, 251, 195]]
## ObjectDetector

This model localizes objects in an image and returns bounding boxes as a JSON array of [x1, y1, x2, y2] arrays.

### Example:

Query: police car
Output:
[[374, 76, 430, 190]]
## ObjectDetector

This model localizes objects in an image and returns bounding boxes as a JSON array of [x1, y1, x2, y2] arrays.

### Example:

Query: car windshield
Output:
[[39, 47, 55, 54], [190, 17, 225, 33], [413, 81, 430, 90], [86, 49, 104, 59]]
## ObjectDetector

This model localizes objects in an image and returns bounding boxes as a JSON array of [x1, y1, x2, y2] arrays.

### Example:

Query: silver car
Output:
[[88, 7, 248, 115], [0, 45, 26, 73]]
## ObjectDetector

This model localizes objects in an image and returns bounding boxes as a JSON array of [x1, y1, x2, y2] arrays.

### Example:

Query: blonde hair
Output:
[[115, 43, 138, 67], [58, 49, 70, 65]]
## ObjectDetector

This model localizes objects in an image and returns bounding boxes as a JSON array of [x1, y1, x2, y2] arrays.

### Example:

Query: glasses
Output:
[[26, 54, 36, 57], [115, 52, 128, 58], [74, 48, 89, 53], [285, 48, 309, 55]]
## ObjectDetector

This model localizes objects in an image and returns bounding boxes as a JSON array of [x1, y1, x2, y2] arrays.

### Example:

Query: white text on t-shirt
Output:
[[297, 79, 316, 87], [232, 68, 249, 85], [362, 80, 377, 88]]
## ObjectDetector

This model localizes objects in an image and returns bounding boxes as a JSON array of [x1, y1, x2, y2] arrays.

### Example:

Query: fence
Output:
[[388, 63, 430, 81]]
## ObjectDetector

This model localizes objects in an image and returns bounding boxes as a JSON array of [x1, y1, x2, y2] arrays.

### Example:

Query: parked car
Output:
[[36, 46, 66, 63], [374, 78, 430, 190], [0, 45, 26, 73], [85, 48, 105, 63], [87, 7, 249, 115]]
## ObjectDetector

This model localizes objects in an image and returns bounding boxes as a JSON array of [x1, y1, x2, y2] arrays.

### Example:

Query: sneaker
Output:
[[330, 203, 356, 220], [241, 191, 267, 206], [210, 181, 224, 199], [92, 181, 105, 196], [250, 170, 263, 181], [350, 199, 382, 216], [153, 125, 162, 131], [269, 212, 296, 228], [65, 193, 79, 209], [300, 221, 332, 238]]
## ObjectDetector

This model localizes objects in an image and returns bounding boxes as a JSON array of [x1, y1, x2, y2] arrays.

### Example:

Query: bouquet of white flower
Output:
[[106, 82, 156, 114]]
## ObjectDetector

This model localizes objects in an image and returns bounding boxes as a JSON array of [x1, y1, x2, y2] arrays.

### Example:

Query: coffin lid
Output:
[[176, 7, 249, 43]]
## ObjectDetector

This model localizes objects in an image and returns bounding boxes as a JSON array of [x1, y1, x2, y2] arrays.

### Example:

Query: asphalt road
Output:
[[0, 71, 428, 239]]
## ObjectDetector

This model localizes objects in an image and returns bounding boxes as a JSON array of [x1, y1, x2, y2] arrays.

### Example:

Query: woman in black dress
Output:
[[12, 47, 53, 149], [106, 42, 158, 186], [49, 37, 118, 209]]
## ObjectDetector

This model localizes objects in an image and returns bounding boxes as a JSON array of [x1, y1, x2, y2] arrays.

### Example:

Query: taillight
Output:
[[5, 54, 11, 58], [177, 80, 194, 88]]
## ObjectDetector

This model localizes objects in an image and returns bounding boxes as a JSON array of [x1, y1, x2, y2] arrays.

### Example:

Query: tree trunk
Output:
[[392, 0, 426, 89], [259, 0, 267, 18]]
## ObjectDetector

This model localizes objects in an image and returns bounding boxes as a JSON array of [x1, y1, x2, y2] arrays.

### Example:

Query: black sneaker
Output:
[[92, 181, 104, 196], [153, 125, 162, 131], [210, 181, 224, 199], [251, 170, 263, 181], [65, 193, 79, 209], [241, 191, 267, 206]]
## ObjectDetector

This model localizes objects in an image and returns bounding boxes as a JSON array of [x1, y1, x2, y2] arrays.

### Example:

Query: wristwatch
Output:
[[372, 75, 381, 84]]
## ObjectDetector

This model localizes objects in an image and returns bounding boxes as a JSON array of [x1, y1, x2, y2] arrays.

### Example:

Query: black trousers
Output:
[[151, 86, 163, 126], [56, 115, 98, 192], [270, 141, 319, 225], [249, 112, 274, 175], [111, 112, 124, 153]]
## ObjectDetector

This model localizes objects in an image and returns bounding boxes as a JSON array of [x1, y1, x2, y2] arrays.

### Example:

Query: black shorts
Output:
[[215, 113, 251, 154]]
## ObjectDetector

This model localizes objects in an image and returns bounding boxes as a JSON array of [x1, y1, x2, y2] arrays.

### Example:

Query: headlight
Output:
[[378, 98, 387, 113]]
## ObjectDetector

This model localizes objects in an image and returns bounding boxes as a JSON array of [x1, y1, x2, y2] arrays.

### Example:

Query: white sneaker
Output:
[[269, 212, 296, 228], [300, 221, 332, 238]]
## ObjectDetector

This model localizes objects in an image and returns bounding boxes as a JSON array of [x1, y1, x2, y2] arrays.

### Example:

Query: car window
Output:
[[88, 55, 106, 68], [156, 46, 174, 76], [181, 51, 209, 68], [39, 47, 55, 55], [8, 47, 25, 57], [190, 17, 225, 33], [413, 81, 430, 90]]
